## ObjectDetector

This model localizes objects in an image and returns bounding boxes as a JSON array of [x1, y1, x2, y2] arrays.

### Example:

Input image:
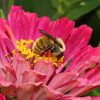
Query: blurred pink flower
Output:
[[0, 93, 6, 100], [0, 6, 100, 100]]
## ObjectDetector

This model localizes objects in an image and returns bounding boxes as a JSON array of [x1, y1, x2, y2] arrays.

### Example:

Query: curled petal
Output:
[[34, 59, 55, 84], [0, 78, 12, 87], [22, 70, 46, 84], [0, 18, 15, 49], [17, 84, 62, 100], [12, 54, 30, 86]]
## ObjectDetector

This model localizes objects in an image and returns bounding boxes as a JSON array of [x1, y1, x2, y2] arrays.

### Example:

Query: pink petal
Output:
[[34, 59, 55, 84], [0, 38, 11, 65], [22, 70, 46, 84], [3, 38, 15, 52], [92, 97, 100, 100], [0, 78, 12, 87], [0, 78, 16, 97], [8, 6, 26, 40], [5, 66, 16, 83], [12, 54, 30, 86], [65, 53, 100, 96], [66, 47, 100, 75], [82, 64, 100, 84], [66, 45, 93, 72], [2, 85, 16, 98], [48, 72, 79, 93], [47, 17, 75, 42], [0, 19, 9, 39], [17, 84, 62, 100], [8, 6, 50, 40], [67, 65, 100, 96], [31, 85, 62, 100], [0, 18, 16, 48], [0, 93, 6, 100], [31, 16, 50, 40], [67, 85, 97, 96], [16, 83, 45, 100], [64, 25, 92, 62], [56, 80, 80, 94], [4, 24, 16, 46], [56, 96, 100, 100], [8, 6, 75, 42]]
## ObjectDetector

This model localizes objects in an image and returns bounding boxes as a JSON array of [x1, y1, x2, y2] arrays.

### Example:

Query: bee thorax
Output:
[[56, 38, 66, 52]]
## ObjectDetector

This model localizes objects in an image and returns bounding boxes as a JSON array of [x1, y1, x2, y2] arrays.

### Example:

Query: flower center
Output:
[[13, 38, 64, 66]]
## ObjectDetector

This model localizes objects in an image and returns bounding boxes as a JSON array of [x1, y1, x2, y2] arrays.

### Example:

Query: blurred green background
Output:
[[0, 0, 100, 96]]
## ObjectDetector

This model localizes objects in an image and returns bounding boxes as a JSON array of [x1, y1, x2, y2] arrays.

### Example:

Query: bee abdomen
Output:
[[32, 36, 53, 55], [41, 36, 52, 48]]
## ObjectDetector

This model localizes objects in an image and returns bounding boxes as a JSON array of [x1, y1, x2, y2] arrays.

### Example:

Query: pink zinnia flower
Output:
[[0, 5, 100, 100]]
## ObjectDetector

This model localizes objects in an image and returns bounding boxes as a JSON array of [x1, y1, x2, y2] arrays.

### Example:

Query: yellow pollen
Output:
[[13, 39, 64, 66], [15, 39, 35, 59]]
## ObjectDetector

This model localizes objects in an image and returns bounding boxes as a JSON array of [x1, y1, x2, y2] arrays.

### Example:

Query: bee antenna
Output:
[[39, 29, 62, 48], [39, 29, 56, 40]]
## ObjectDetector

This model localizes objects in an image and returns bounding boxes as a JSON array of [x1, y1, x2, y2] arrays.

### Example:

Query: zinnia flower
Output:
[[0, 5, 100, 100]]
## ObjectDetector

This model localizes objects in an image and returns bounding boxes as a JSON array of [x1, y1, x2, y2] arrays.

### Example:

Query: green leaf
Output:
[[52, 0, 82, 20], [0, 0, 14, 18], [66, 0, 100, 20], [86, 7, 100, 46], [97, 9, 100, 19], [14, 0, 100, 20], [7, 0, 14, 13], [15, 0, 55, 18], [0, 9, 5, 18], [86, 88, 100, 96], [52, 0, 100, 20], [92, 88, 100, 96], [63, 0, 82, 6], [51, 0, 81, 9], [98, 42, 100, 46]]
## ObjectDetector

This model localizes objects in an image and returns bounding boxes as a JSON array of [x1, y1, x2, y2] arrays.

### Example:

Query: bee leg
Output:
[[40, 45, 52, 55], [51, 46, 56, 53]]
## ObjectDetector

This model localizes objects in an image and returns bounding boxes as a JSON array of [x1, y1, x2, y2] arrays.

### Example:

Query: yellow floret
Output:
[[15, 39, 34, 59]]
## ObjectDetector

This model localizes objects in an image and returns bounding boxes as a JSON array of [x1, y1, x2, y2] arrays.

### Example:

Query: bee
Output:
[[32, 30, 65, 59]]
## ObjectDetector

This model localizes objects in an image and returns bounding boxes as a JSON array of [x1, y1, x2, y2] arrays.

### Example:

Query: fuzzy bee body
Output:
[[33, 36, 52, 55], [32, 30, 65, 59]]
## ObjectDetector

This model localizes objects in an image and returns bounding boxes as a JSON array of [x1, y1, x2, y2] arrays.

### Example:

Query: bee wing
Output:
[[39, 30, 56, 40]]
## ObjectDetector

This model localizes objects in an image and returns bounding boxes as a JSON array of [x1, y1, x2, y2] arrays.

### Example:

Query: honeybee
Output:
[[32, 30, 65, 59]]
